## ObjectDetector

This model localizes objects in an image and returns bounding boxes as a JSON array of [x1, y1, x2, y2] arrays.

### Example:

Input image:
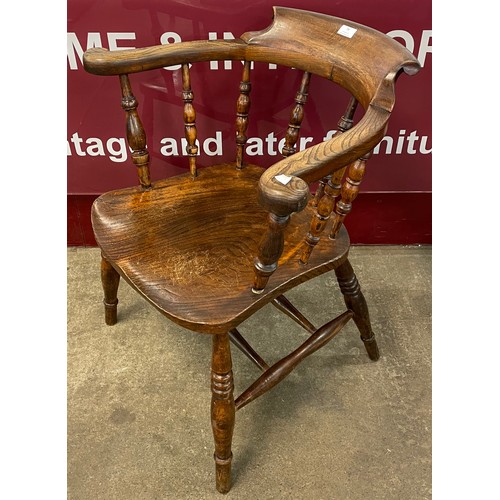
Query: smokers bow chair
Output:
[[83, 7, 420, 494]]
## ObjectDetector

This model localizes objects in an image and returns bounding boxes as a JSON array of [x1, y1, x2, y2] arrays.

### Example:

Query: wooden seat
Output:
[[83, 6, 420, 494], [92, 162, 350, 333]]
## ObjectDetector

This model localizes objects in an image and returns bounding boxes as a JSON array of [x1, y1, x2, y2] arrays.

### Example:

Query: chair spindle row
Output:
[[118, 66, 370, 290], [251, 70, 313, 292], [311, 97, 358, 207], [119, 65, 199, 184], [300, 97, 360, 265]]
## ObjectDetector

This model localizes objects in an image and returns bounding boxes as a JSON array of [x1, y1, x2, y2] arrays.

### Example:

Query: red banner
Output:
[[67, 0, 431, 195]]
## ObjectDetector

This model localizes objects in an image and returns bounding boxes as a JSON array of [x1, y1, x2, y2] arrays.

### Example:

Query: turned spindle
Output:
[[182, 63, 198, 177], [282, 71, 311, 157], [235, 61, 252, 169], [329, 151, 371, 240], [311, 97, 358, 207], [300, 174, 341, 265], [119, 74, 151, 189], [253, 212, 290, 293], [300, 97, 360, 265]]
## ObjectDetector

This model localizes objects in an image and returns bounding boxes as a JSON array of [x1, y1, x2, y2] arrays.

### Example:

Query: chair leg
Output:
[[211, 332, 235, 494], [100, 254, 120, 326], [335, 259, 380, 361]]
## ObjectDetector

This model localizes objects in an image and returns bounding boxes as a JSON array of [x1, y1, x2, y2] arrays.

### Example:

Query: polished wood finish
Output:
[[235, 61, 252, 169], [235, 310, 353, 411], [330, 151, 371, 239], [252, 176, 309, 293], [301, 175, 339, 265], [282, 72, 311, 157], [240, 7, 420, 113], [335, 259, 379, 361], [181, 63, 198, 177], [82, 7, 420, 494], [119, 74, 151, 189], [253, 212, 290, 293], [311, 97, 358, 207], [83, 40, 248, 76], [101, 254, 120, 325], [92, 163, 351, 334], [301, 97, 359, 264], [211, 333, 235, 493]]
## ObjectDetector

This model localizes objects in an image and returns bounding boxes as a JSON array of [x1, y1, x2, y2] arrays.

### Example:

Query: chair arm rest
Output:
[[257, 103, 391, 216], [83, 40, 246, 76]]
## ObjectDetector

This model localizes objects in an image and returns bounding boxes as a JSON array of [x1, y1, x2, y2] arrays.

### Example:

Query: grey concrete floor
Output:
[[67, 245, 431, 500]]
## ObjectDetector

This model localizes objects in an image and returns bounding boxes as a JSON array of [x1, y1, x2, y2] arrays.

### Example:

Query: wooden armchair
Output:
[[83, 7, 420, 494]]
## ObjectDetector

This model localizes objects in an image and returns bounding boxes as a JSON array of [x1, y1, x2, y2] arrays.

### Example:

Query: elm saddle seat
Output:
[[83, 7, 420, 495]]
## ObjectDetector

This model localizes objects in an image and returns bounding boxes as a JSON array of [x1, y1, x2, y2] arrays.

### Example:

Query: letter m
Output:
[[67, 33, 103, 70]]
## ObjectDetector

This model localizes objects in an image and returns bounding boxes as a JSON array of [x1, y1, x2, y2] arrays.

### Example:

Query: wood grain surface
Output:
[[92, 163, 350, 334]]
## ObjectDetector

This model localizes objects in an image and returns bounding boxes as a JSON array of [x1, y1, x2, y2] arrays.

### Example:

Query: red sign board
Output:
[[67, 0, 431, 196]]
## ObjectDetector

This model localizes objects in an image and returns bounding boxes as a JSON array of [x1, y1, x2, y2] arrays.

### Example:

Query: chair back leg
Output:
[[335, 259, 380, 361]]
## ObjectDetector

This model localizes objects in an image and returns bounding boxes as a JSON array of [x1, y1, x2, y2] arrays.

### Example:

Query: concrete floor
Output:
[[67, 245, 431, 499]]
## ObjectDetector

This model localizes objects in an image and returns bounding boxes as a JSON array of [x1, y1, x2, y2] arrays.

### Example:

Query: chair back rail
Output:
[[242, 6, 419, 110]]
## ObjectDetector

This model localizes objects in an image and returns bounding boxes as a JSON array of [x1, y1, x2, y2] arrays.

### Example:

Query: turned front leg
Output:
[[101, 255, 120, 325], [211, 333, 235, 494], [335, 259, 380, 361]]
